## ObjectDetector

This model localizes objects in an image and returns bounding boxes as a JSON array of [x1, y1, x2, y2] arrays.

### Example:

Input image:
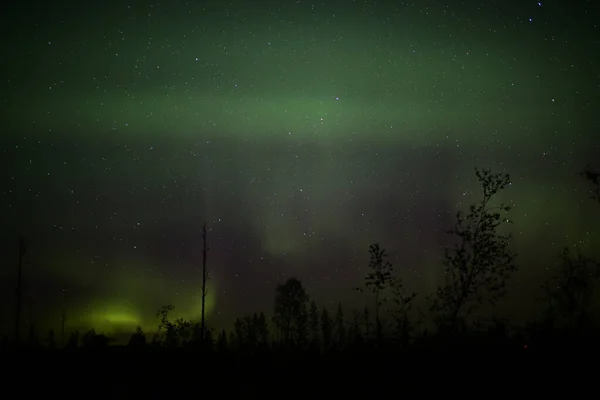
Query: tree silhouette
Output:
[[349, 310, 364, 346], [46, 329, 57, 350], [230, 313, 270, 354], [203, 327, 214, 349], [356, 244, 395, 346], [389, 277, 417, 349], [227, 329, 236, 351], [582, 165, 600, 203], [60, 310, 66, 347], [248, 315, 259, 347], [27, 324, 40, 348], [217, 329, 229, 353], [273, 277, 309, 345], [65, 330, 79, 350], [308, 301, 320, 343], [431, 168, 517, 334], [255, 312, 270, 348], [156, 304, 174, 335], [363, 307, 371, 342], [235, 315, 256, 351], [233, 317, 245, 351], [81, 329, 110, 350], [156, 304, 192, 347], [320, 307, 332, 350], [296, 303, 309, 347], [80, 329, 96, 348], [128, 325, 146, 348], [175, 318, 194, 346], [191, 321, 203, 344], [542, 247, 600, 333], [334, 303, 346, 348]]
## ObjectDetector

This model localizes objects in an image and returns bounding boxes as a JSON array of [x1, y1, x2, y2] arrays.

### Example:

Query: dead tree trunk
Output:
[[61, 310, 66, 347], [200, 224, 210, 342], [15, 237, 26, 342]]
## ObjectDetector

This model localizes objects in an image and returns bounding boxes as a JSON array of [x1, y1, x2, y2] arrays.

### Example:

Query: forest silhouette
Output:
[[2, 166, 600, 392]]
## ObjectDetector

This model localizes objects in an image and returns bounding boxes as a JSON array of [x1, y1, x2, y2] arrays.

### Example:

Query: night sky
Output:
[[1, 0, 598, 336]]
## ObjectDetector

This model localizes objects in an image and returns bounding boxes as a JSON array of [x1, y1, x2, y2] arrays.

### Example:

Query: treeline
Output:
[[2, 166, 600, 354]]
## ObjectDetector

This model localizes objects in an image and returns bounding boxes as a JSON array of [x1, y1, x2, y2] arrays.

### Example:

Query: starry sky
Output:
[[1, 0, 599, 336]]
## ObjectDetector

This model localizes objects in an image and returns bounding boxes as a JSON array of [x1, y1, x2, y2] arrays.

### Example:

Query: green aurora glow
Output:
[[0, 0, 599, 334]]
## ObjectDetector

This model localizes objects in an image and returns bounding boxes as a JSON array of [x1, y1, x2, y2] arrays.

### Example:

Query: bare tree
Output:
[[431, 168, 517, 334], [200, 223, 210, 342], [356, 243, 394, 345], [15, 237, 27, 342]]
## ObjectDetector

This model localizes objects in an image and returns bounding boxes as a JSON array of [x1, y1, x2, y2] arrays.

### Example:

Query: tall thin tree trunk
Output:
[[15, 237, 26, 342], [364, 308, 370, 341], [375, 291, 379, 328], [200, 224, 209, 342], [375, 290, 381, 347], [61, 310, 66, 347]]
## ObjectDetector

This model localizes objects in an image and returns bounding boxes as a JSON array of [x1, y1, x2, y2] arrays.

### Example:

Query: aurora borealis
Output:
[[1, 0, 599, 336]]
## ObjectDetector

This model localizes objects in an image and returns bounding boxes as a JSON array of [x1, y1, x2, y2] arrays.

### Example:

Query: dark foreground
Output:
[[2, 339, 596, 398]]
